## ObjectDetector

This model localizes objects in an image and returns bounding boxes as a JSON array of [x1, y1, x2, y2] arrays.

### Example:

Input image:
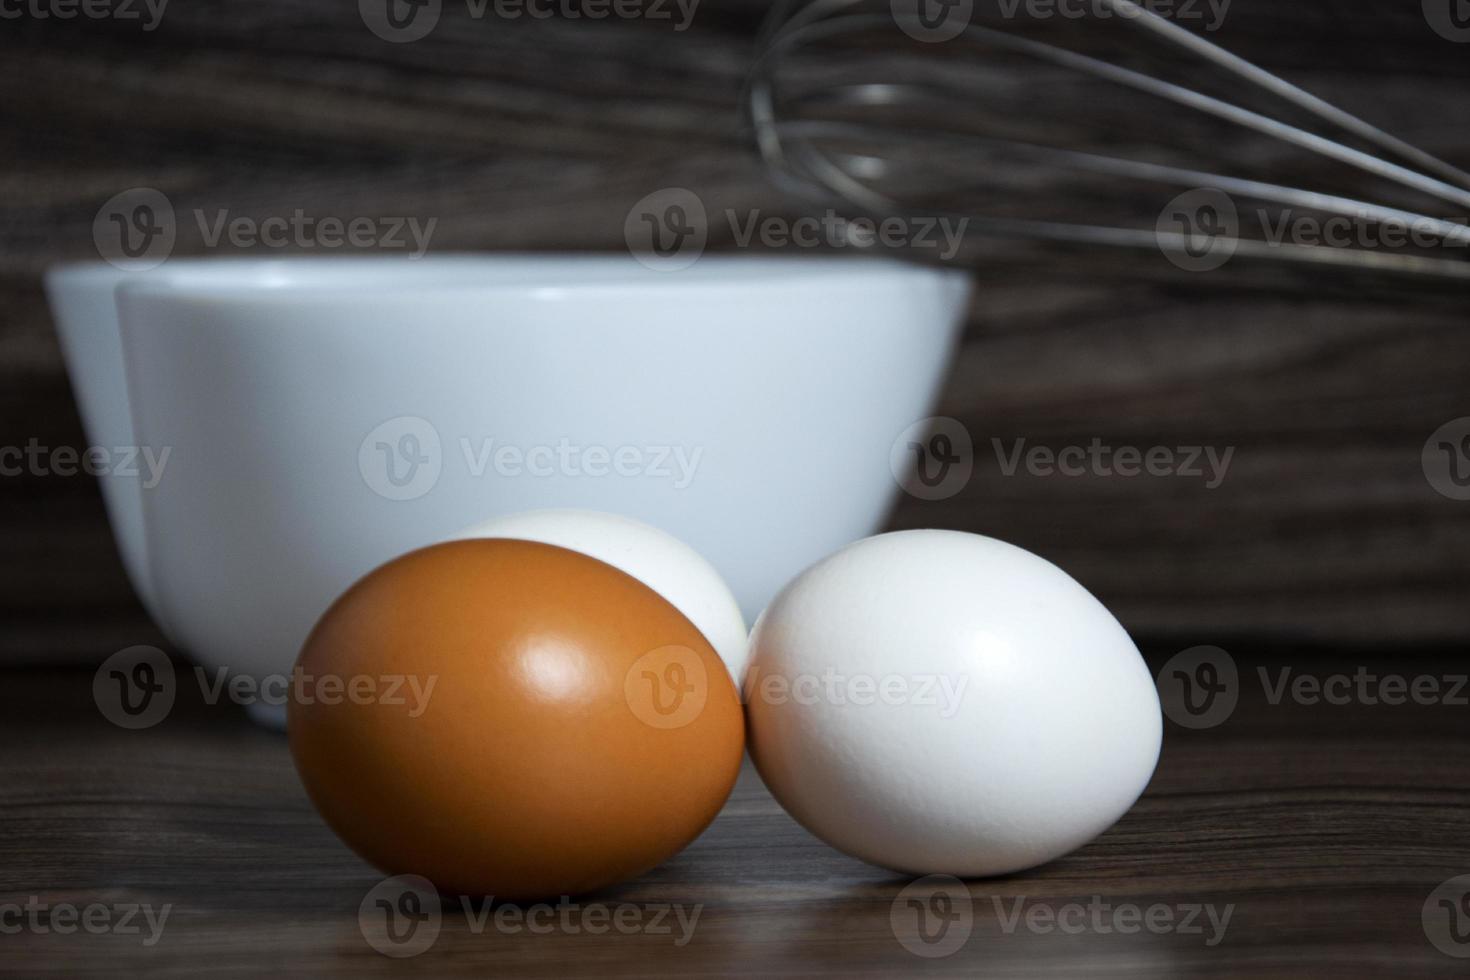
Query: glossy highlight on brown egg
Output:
[[288, 538, 745, 900]]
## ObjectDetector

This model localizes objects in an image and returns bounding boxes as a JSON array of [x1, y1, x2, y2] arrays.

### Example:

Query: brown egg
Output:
[[288, 538, 744, 899]]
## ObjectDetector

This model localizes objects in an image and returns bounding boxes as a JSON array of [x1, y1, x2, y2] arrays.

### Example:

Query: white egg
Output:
[[453, 509, 750, 682], [744, 529, 1162, 877]]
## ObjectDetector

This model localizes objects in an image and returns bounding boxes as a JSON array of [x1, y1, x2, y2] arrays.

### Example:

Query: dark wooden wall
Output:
[[3, 0, 1469, 661]]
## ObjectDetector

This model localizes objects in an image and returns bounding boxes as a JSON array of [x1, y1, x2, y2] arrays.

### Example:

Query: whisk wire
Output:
[[749, 0, 1470, 280], [1097, 0, 1470, 192]]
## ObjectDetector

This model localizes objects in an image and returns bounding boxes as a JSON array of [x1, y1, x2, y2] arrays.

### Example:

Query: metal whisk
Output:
[[747, 0, 1470, 280]]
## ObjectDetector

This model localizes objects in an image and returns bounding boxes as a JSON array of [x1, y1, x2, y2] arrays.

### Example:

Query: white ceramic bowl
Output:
[[97, 254, 969, 726], [44, 256, 499, 644]]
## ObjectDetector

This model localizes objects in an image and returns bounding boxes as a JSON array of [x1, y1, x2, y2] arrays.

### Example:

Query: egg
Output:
[[452, 509, 750, 683], [744, 530, 1161, 877], [288, 538, 745, 899]]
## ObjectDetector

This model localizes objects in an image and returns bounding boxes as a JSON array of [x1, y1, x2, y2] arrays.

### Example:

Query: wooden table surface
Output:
[[3, 645, 1468, 977]]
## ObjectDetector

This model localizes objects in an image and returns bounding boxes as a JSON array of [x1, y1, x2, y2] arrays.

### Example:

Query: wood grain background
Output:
[[3, 0, 1470, 661], [4, 9, 1470, 975]]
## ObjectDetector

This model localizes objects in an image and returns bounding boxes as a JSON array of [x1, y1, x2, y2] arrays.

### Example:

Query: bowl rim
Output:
[[50, 253, 970, 303]]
